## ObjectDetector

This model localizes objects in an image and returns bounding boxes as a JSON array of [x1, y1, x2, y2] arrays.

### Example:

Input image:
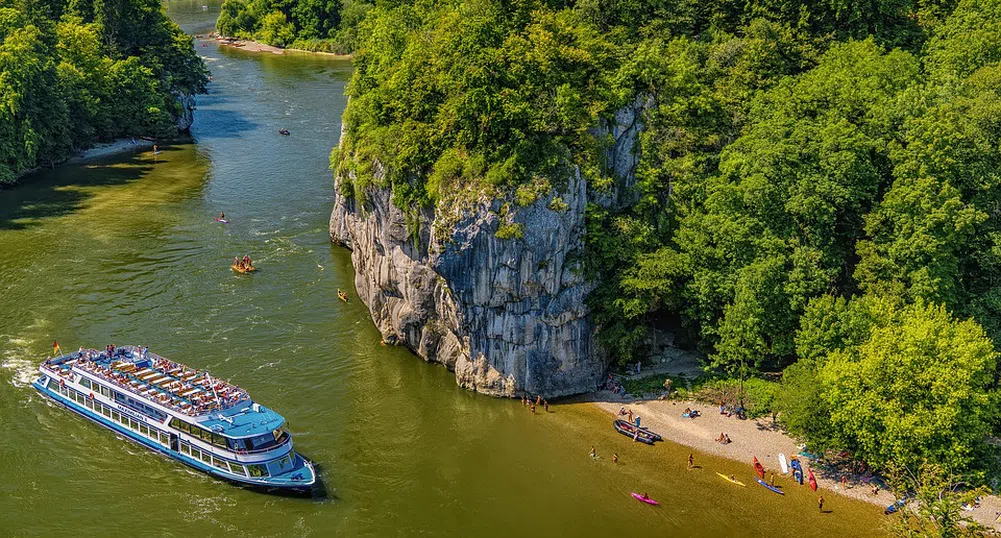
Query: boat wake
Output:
[[1, 335, 40, 388]]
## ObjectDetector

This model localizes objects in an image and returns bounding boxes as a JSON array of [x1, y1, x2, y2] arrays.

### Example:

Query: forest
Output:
[[0, 0, 207, 184], [331, 0, 1001, 483], [215, 0, 373, 52]]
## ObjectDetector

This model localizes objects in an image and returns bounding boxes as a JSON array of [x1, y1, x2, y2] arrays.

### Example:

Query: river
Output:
[[0, 3, 886, 536]]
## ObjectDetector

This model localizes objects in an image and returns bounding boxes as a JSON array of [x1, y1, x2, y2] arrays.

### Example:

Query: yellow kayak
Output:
[[717, 472, 746, 486]]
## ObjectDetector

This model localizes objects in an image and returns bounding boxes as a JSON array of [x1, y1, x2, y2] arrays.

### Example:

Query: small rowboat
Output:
[[612, 419, 661, 445], [231, 264, 256, 274], [755, 478, 785, 495], [753, 456, 766, 479], [716, 472, 746, 486], [631, 492, 659, 505], [338, 289, 348, 302]]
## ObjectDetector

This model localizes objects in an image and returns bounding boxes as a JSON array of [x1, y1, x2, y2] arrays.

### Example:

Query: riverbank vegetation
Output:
[[332, 0, 1001, 484], [215, 0, 372, 53], [0, 0, 207, 185]]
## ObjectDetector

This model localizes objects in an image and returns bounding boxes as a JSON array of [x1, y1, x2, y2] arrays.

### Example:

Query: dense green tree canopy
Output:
[[0, 0, 207, 184], [216, 0, 373, 52], [332, 0, 1001, 475]]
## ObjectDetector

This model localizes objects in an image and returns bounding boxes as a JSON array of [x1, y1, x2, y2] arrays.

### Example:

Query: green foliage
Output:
[[495, 222, 524, 240], [886, 463, 991, 538], [0, 0, 206, 184], [327, 0, 1001, 479], [217, 0, 372, 54], [789, 299, 999, 474]]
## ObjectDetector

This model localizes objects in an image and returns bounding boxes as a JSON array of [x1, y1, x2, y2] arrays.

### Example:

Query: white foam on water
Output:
[[2, 334, 40, 388]]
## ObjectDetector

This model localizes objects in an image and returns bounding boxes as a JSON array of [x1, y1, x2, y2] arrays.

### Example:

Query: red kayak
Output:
[[753, 456, 765, 479], [631, 492, 659, 506], [808, 469, 818, 491]]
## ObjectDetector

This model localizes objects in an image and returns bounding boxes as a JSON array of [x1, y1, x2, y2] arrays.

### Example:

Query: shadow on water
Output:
[[190, 108, 259, 139], [0, 155, 155, 231]]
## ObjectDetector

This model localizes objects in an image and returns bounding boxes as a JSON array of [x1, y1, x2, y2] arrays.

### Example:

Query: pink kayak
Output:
[[631, 492, 659, 505]]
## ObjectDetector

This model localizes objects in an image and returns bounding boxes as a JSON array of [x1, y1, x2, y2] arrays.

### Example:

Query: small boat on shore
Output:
[[717, 472, 746, 486], [631, 492, 659, 505], [753, 456, 765, 479], [612, 419, 661, 445], [755, 478, 785, 495]]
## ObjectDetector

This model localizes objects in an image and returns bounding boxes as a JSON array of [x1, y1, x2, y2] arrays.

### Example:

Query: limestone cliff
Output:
[[330, 99, 645, 397]]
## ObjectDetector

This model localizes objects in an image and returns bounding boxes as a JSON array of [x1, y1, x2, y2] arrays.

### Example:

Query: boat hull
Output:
[[33, 377, 316, 494]]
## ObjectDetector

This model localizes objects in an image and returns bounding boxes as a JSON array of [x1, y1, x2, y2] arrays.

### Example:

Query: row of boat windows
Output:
[[54, 381, 295, 478], [170, 417, 229, 449], [177, 442, 291, 478], [53, 382, 171, 447], [77, 377, 114, 399]]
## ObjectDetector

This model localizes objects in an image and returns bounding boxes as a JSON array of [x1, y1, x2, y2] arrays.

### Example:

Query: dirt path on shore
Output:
[[591, 396, 1001, 530]]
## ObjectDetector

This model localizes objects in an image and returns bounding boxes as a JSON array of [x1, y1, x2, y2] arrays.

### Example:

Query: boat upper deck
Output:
[[42, 346, 250, 418]]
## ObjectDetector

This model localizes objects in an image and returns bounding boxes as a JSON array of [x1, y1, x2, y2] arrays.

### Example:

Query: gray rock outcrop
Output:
[[330, 99, 646, 397]]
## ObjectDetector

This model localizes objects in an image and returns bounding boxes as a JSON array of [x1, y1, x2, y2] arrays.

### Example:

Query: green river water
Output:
[[0, 3, 886, 536]]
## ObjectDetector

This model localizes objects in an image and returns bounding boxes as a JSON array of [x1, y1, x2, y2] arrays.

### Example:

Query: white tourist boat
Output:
[[33, 345, 316, 492]]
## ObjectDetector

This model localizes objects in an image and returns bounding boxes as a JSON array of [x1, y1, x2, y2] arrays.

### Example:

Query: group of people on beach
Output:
[[521, 394, 549, 414]]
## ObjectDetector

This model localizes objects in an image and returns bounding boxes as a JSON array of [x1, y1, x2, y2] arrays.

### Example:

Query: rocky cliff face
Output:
[[330, 100, 645, 398], [174, 92, 196, 132]]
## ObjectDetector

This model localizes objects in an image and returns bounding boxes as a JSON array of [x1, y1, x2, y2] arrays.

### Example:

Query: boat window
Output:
[[112, 411, 121, 423], [101, 406, 111, 418], [212, 456, 227, 470], [227, 462, 246, 476], [180, 443, 190, 455], [140, 424, 149, 436], [200, 451, 211, 464], [170, 418, 189, 433], [85, 399, 94, 409], [80, 378, 91, 389], [212, 433, 226, 446], [246, 464, 268, 478]]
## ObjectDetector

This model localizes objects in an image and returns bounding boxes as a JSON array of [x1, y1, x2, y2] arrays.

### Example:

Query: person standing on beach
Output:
[[544, 399, 549, 412], [536, 395, 541, 406], [818, 496, 825, 512], [688, 453, 694, 470], [770, 472, 775, 486], [612, 453, 619, 463], [530, 403, 536, 414], [589, 446, 597, 459]]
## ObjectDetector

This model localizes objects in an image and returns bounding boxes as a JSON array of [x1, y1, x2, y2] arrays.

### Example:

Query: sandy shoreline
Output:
[[590, 396, 1001, 530], [207, 34, 351, 59], [66, 138, 155, 164]]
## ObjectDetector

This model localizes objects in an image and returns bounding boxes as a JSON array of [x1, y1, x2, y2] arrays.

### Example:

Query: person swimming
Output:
[[220, 212, 225, 220]]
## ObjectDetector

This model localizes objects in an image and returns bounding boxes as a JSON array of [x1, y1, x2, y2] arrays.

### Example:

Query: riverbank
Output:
[[591, 396, 1001, 530], [204, 34, 351, 58], [65, 138, 155, 164]]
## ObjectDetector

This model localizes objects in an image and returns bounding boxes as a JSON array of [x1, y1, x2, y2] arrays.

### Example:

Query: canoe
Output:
[[753, 456, 765, 479], [884, 500, 906, 515], [716, 472, 746, 487], [808, 469, 818, 491], [631, 492, 659, 506], [231, 264, 256, 274], [612, 419, 660, 445], [755, 478, 785, 495]]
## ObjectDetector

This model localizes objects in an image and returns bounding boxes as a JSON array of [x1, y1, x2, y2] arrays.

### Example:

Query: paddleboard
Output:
[[215, 218, 228, 223], [779, 453, 789, 474], [631, 492, 659, 505], [755, 478, 785, 495], [716, 472, 746, 487]]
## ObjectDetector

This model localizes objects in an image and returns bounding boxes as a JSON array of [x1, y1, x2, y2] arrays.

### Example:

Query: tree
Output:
[[886, 463, 991, 538], [819, 300, 997, 474]]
